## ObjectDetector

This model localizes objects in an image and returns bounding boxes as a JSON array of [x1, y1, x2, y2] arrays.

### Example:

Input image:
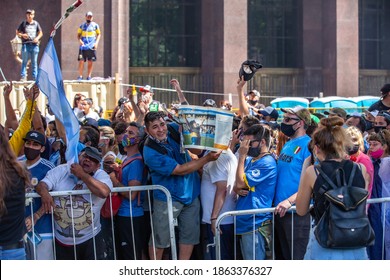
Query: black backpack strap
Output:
[[314, 164, 338, 190], [167, 124, 180, 144], [144, 137, 168, 155], [346, 163, 357, 187]]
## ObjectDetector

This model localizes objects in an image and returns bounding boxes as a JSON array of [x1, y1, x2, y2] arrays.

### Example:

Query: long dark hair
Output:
[[0, 125, 31, 217]]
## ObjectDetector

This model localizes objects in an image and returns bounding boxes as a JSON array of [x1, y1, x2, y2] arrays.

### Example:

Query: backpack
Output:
[[314, 163, 375, 249], [100, 155, 143, 218]]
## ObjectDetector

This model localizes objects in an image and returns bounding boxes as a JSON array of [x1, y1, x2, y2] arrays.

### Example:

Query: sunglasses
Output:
[[283, 116, 301, 123]]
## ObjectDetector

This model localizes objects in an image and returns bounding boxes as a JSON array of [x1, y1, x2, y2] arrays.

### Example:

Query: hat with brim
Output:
[[23, 130, 45, 146], [81, 146, 102, 162], [364, 110, 379, 118], [323, 107, 347, 119], [281, 106, 311, 125], [259, 106, 279, 120]]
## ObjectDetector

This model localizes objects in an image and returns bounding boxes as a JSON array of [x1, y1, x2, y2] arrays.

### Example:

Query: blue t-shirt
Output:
[[25, 158, 55, 234], [143, 124, 200, 205], [274, 134, 311, 205], [236, 154, 277, 234], [117, 154, 145, 217]]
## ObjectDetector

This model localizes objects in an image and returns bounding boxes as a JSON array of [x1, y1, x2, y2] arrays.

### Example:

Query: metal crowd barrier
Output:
[[25, 185, 177, 260], [214, 197, 390, 260]]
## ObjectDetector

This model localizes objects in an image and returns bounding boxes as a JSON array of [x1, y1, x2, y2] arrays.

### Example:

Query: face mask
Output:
[[247, 100, 257, 106], [122, 134, 138, 147], [118, 143, 126, 155], [365, 121, 373, 131], [280, 122, 298, 137], [374, 126, 386, 133], [86, 20, 91, 23], [347, 144, 360, 156], [247, 146, 261, 158], [370, 148, 384, 159], [24, 147, 41, 161]]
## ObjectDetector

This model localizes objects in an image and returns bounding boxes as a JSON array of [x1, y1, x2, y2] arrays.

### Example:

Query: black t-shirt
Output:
[[368, 100, 390, 112], [0, 166, 27, 246], [17, 20, 42, 44]]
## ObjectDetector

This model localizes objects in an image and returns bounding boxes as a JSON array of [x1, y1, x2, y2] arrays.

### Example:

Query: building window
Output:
[[359, 0, 390, 69], [130, 0, 201, 67], [248, 0, 301, 68]]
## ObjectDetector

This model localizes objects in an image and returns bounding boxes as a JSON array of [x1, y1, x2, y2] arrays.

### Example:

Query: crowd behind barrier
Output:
[[25, 185, 177, 260], [24, 187, 390, 261], [214, 197, 390, 260]]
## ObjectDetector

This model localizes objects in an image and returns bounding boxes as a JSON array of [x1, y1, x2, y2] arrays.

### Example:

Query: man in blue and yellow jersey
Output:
[[77, 11, 101, 80]]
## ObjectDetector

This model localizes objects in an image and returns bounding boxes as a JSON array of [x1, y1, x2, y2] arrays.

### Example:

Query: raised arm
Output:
[[170, 79, 189, 105], [2, 82, 19, 130], [237, 77, 249, 116]]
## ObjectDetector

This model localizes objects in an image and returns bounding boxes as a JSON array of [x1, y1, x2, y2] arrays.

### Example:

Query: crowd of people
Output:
[[0, 8, 389, 260], [0, 73, 389, 261]]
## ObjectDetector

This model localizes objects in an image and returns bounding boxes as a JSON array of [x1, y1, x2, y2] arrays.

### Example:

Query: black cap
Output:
[[258, 106, 279, 120], [81, 117, 99, 132], [239, 60, 262, 81], [380, 84, 390, 95], [118, 97, 130, 106], [80, 146, 102, 162], [23, 130, 45, 146]]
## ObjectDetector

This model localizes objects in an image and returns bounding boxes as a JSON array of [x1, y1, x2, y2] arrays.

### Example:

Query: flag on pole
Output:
[[51, 0, 84, 37], [37, 38, 80, 164]]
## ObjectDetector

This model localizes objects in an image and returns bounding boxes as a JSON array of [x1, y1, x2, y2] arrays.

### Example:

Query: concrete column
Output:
[[111, 0, 129, 84], [322, 0, 359, 97], [223, 0, 247, 105]]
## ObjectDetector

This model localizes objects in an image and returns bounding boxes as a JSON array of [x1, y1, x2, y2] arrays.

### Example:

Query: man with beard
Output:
[[273, 106, 312, 260], [36, 146, 113, 260], [22, 131, 55, 260]]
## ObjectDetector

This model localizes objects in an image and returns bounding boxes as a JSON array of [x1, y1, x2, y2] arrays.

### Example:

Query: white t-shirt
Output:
[[41, 164, 113, 245], [200, 149, 238, 225], [84, 111, 100, 121]]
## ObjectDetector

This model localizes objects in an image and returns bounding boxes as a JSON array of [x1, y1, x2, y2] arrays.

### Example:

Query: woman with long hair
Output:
[[296, 116, 371, 259], [0, 124, 31, 260]]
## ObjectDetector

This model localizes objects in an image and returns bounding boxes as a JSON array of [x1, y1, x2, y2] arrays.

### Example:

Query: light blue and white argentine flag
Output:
[[37, 38, 79, 164]]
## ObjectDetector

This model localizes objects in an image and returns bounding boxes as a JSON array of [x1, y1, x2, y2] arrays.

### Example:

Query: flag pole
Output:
[[50, 0, 84, 37]]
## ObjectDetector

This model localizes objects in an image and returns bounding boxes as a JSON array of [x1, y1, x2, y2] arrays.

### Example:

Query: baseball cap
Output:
[[140, 85, 153, 93], [259, 106, 279, 120], [249, 90, 260, 98], [364, 110, 379, 118], [117, 97, 130, 106], [323, 107, 347, 119], [281, 105, 311, 125], [239, 60, 262, 81], [380, 84, 390, 95], [81, 117, 99, 132], [203, 99, 217, 107], [23, 131, 45, 146], [80, 146, 102, 162], [86, 11, 93, 16]]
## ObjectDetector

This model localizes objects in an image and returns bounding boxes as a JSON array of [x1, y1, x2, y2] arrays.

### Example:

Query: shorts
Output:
[[78, 49, 96, 62], [149, 198, 200, 248]]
